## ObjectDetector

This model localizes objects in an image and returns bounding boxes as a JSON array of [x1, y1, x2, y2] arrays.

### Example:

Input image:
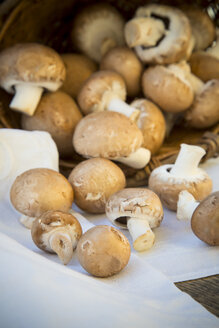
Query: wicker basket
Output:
[[0, 0, 219, 185]]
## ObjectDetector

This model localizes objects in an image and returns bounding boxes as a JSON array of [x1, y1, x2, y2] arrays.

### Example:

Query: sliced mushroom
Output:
[[21, 91, 83, 158], [125, 4, 192, 64], [0, 43, 66, 115], [60, 54, 97, 98], [31, 210, 82, 264], [106, 188, 163, 251], [100, 47, 143, 97], [10, 168, 74, 229], [148, 144, 212, 211], [76, 225, 131, 277], [68, 158, 126, 214], [73, 111, 151, 169], [71, 3, 125, 62]]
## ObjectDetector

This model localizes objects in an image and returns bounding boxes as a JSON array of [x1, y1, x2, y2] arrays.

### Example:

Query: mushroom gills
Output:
[[115, 216, 129, 227]]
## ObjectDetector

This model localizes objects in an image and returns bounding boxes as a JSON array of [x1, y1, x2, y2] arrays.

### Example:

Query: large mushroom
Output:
[[21, 91, 83, 158], [68, 158, 126, 213], [100, 47, 143, 97], [31, 210, 82, 265], [71, 3, 125, 62], [76, 225, 131, 277], [105, 188, 163, 251], [73, 111, 151, 169], [0, 43, 66, 115], [124, 4, 192, 64], [10, 168, 74, 229], [148, 144, 212, 211]]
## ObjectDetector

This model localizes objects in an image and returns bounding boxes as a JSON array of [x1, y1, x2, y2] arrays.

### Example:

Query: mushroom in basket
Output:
[[10, 168, 73, 229], [0, 43, 66, 115]]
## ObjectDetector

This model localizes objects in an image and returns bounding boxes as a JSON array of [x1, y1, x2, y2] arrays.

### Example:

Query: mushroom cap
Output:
[[31, 210, 82, 253], [182, 6, 216, 51], [73, 111, 143, 159], [68, 158, 126, 214], [21, 91, 83, 157], [184, 79, 219, 129], [76, 225, 131, 277], [191, 191, 219, 246], [71, 3, 125, 62], [100, 47, 143, 97], [105, 188, 163, 229], [189, 52, 219, 82], [148, 164, 212, 211], [131, 4, 192, 64], [10, 168, 74, 217], [77, 70, 126, 115], [142, 64, 194, 113], [0, 43, 66, 93], [60, 54, 97, 98], [131, 99, 166, 154]]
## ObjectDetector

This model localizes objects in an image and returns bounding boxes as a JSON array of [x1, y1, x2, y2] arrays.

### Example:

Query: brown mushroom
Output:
[[10, 168, 74, 228], [31, 210, 82, 264], [106, 188, 163, 252], [21, 91, 83, 158], [0, 43, 66, 115], [76, 225, 131, 277], [68, 158, 126, 214], [60, 54, 97, 98], [100, 47, 143, 97]]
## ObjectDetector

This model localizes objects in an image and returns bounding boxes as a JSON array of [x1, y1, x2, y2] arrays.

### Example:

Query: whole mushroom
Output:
[[21, 91, 83, 158], [0, 43, 66, 115], [31, 210, 82, 265], [148, 144, 212, 211], [68, 158, 126, 214], [76, 225, 131, 277], [106, 188, 163, 252], [10, 168, 74, 229]]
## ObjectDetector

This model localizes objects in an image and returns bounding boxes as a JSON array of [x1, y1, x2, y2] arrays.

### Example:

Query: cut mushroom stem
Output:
[[108, 98, 140, 121], [10, 84, 44, 115], [125, 17, 165, 48], [20, 215, 36, 229], [170, 144, 206, 178], [113, 147, 151, 169], [49, 232, 73, 265], [177, 190, 200, 220], [100, 37, 117, 57], [127, 217, 155, 251]]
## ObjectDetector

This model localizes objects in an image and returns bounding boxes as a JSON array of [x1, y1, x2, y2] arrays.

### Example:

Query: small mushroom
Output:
[[76, 225, 131, 277], [60, 54, 97, 98], [21, 91, 83, 158], [73, 111, 151, 169], [100, 47, 143, 97], [0, 43, 66, 115], [71, 3, 125, 62], [130, 99, 166, 154], [77, 70, 139, 120], [105, 188, 163, 251], [124, 4, 192, 64], [148, 143, 212, 211], [142, 63, 194, 113], [10, 168, 74, 229], [31, 210, 82, 265], [68, 158, 126, 214]]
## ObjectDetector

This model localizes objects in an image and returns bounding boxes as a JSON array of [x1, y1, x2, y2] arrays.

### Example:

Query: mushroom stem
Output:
[[49, 232, 73, 265], [113, 147, 151, 169], [100, 37, 117, 57], [177, 190, 200, 220], [127, 217, 155, 251], [10, 84, 44, 116], [125, 17, 165, 48], [170, 144, 206, 178], [108, 98, 140, 121], [20, 215, 35, 229]]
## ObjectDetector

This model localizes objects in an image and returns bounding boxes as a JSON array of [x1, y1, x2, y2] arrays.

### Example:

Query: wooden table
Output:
[[175, 275, 219, 317]]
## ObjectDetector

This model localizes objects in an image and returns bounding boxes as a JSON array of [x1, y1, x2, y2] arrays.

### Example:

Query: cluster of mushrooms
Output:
[[1, 3, 219, 277]]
